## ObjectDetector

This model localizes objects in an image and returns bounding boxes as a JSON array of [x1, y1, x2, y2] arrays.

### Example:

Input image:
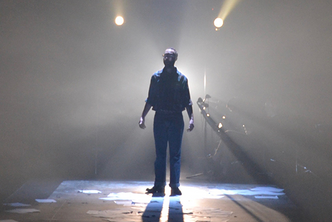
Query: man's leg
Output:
[[168, 114, 184, 192], [152, 113, 168, 189]]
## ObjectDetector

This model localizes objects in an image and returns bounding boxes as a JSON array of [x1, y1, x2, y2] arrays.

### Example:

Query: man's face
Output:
[[163, 49, 177, 67]]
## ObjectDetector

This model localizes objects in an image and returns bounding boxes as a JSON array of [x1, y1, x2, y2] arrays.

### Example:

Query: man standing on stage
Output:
[[139, 48, 194, 196]]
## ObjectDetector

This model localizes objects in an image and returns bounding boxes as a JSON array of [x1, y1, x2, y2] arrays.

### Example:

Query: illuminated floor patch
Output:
[[0, 180, 302, 222]]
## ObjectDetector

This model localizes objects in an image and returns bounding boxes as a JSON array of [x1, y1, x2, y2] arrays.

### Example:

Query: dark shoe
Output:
[[146, 186, 165, 195], [170, 187, 182, 196]]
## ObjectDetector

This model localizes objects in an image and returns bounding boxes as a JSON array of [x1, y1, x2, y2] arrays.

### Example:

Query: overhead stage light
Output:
[[214, 0, 241, 30], [214, 18, 224, 28], [115, 16, 124, 26]]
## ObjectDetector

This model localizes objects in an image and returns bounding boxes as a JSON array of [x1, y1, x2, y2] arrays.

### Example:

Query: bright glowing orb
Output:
[[115, 16, 124, 26], [214, 18, 223, 28]]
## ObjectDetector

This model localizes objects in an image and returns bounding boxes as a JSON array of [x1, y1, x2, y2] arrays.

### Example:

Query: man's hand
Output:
[[187, 118, 194, 132], [186, 105, 194, 132], [139, 103, 151, 129], [139, 117, 146, 129]]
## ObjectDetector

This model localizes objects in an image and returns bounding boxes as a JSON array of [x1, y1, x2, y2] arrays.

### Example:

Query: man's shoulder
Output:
[[176, 69, 188, 81], [152, 70, 163, 78], [176, 69, 185, 76]]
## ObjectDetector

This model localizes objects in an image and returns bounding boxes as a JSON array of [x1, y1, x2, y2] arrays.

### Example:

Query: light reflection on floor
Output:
[[0, 180, 302, 222]]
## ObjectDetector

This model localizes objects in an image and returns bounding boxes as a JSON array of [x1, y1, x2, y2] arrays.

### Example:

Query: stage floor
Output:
[[0, 179, 304, 222]]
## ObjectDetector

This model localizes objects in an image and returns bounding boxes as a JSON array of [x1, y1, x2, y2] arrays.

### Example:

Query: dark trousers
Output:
[[153, 112, 184, 188]]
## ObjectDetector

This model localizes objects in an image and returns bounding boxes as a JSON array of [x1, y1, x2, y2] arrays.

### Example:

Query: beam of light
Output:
[[115, 16, 124, 26], [204, 71, 207, 96], [218, 0, 241, 21], [214, 0, 241, 30], [159, 188, 171, 222]]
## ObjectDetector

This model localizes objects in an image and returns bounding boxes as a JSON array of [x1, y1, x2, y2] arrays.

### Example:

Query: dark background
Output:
[[1, 0, 332, 220]]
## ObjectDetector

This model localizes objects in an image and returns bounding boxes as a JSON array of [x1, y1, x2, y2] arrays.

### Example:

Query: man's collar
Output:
[[162, 67, 177, 74]]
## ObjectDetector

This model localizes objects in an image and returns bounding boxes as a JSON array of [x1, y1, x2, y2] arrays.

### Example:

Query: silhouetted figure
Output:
[[139, 48, 194, 196]]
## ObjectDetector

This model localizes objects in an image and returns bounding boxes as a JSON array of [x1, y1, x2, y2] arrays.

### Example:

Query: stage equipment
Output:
[[193, 95, 269, 183]]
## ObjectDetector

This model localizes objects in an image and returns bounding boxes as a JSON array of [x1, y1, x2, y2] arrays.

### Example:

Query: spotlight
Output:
[[214, 18, 223, 28], [115, 16, 124, 26], [218, 123, 223, 128]]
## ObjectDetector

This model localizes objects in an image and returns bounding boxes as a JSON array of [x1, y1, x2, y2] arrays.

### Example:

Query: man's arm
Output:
[[139, 102, 152, 129], [186, 104, 194, 132]]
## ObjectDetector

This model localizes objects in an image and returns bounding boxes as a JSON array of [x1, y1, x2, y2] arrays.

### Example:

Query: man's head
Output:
[[163, 48, 178, 68]]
